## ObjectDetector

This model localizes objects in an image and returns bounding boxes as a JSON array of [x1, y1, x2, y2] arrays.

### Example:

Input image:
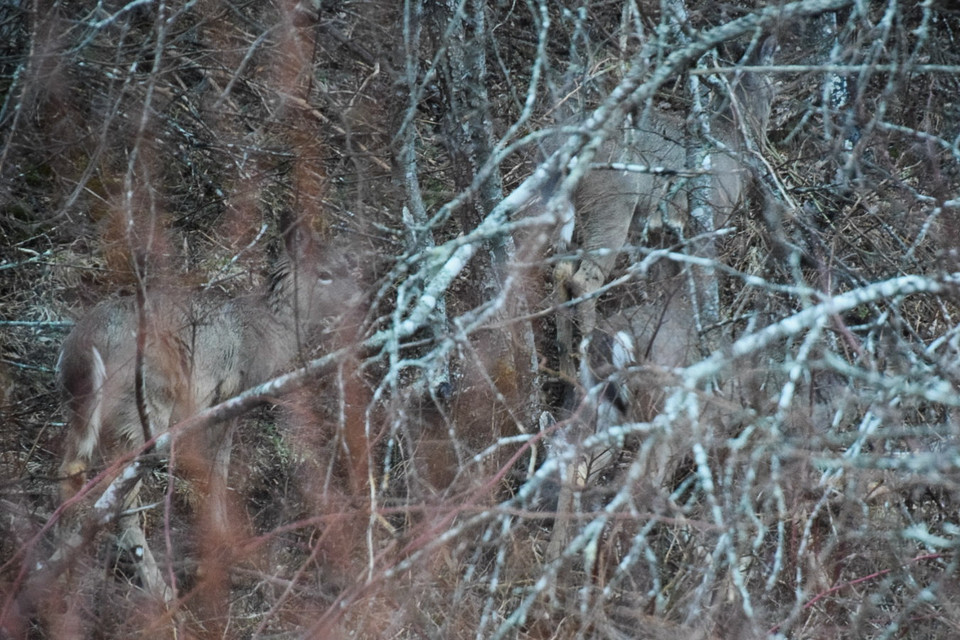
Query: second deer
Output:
[[542, 38, 777, 566], [555, 37, 777, 382]]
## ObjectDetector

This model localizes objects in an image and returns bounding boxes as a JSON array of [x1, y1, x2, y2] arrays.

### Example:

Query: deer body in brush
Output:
[[555, 38, 777, 377], [57, 230, 349, 498], [54, 225, 352, 600]]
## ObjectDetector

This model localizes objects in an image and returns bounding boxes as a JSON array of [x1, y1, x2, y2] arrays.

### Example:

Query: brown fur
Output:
[[556, 37, 778, 379], [55, 224, 356, 606]]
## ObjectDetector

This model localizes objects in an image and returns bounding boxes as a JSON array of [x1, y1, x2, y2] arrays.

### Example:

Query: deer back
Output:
[[554, 39, 776, 383], [565, 37, 777, 300], [56, 230, 353, 499]]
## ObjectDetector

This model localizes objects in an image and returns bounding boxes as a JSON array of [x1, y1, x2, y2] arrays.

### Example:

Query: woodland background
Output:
[[2, 0, 960, 638]]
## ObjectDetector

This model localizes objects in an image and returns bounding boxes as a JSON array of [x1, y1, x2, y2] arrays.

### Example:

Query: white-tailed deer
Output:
[[55, 220, 355, 601], [555, 37, 777, 381], [544, 39, 776, 566]]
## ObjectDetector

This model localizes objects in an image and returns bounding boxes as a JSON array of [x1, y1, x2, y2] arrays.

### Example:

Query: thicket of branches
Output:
[[2, 0, 960, 638]]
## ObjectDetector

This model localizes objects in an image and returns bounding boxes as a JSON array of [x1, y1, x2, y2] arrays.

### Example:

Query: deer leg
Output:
[[116, 490, 173, 603], [103, 423, 176, 604], [568, 259, 606, 339], [543, 437, 588, 601], [188, 419, 238, 632], [55, 444, 174, 604], [553, 261, 577, 381], [546, 260, 612, 589], [206, 420, 236, 537]]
